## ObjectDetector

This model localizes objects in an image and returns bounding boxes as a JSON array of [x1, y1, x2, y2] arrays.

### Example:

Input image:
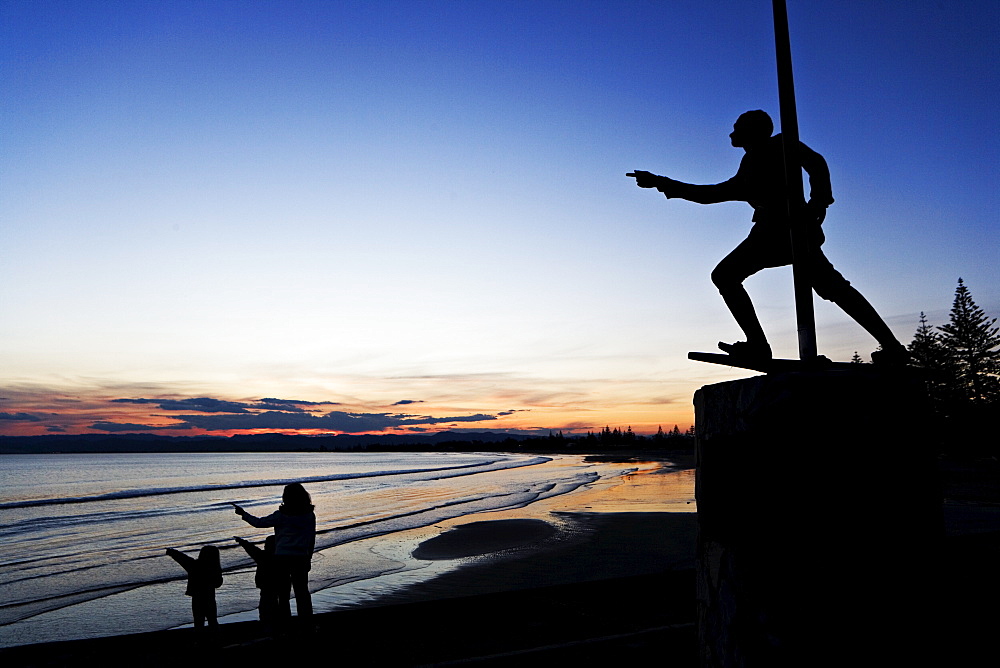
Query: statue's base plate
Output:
[[688, 351, 860, 373]]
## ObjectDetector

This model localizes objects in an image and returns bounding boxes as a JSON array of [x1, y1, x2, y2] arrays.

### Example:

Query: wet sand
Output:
[[411, 518, 557, 560], [354, 460, 697, 607], [354, 510, 696, 611]]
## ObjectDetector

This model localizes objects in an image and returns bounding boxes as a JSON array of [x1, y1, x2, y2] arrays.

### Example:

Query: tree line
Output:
[[905, 278, 999, 455], [540, 424, 695, 448]]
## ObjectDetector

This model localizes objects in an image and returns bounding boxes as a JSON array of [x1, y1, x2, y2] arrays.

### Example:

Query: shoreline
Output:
[[5, 455, 999, 665], [1, 458, 698, 665], [2, 452, 672, 642], [303, 455, 695, 612], [349, 510, 696, 612], [351, 457, 697, 608]]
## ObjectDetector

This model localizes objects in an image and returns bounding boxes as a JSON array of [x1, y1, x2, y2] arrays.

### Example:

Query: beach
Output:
[[1, 455, 699, 665], [0, 451, 665, 643], [3, 453, 999, 666], [344, 458, 697, 607]]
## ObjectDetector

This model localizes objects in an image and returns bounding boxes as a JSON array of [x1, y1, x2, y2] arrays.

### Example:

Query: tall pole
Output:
[[772, 0, 818, 361]]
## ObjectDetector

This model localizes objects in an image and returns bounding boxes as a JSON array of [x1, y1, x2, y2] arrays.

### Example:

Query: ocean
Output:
[[0, 451, 690, 647]]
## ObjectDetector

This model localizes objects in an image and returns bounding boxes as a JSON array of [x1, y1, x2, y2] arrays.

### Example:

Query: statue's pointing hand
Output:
[[627, 170, 659, 189], [628, 171, 680, 198]]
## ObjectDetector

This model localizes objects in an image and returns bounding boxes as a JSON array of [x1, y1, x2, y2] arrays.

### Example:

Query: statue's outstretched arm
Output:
[[629, 171, 741, 204]]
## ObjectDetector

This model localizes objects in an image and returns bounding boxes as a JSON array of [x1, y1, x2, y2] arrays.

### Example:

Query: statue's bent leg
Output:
[[712, 240, 771, 356]]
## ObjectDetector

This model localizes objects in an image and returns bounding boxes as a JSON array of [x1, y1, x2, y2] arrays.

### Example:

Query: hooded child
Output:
[[165, 545, 223, 629]]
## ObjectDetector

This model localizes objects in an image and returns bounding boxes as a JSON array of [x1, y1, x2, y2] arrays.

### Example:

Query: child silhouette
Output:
[[165, 545, 223, 630], [234, 535, 278, 627]]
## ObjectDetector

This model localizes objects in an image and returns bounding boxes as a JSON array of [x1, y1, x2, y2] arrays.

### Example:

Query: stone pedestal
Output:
[[694, 370, 941, 667]]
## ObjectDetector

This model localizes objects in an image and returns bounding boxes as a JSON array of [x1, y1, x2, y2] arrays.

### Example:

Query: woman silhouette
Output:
[[233, 482, 315, 620]]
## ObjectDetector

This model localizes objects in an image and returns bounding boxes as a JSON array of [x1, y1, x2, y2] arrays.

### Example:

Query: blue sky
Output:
[[2, 1, 997, 436]]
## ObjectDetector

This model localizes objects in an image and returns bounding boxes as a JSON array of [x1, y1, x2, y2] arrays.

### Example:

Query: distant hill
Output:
[[0, 431, 536, 454]]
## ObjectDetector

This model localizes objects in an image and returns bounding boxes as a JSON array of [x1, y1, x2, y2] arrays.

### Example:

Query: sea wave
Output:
[[0, 455, 551, 510], [0, 453, 605, 639]]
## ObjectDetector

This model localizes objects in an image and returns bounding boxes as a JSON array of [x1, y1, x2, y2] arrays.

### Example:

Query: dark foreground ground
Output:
[[4, 531, 997, 668], [3, 455, 997, 667], [0, 571, 696, 667]]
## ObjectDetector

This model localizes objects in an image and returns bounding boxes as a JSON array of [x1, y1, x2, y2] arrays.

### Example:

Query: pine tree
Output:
[[909, 312, 945, 367], [908, 311, 957, 409], [937, 278, 1000, 406], [850, 351, 864, 364]]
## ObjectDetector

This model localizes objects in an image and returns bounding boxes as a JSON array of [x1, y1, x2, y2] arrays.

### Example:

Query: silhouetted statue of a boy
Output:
[[629, 110, 907, 364]]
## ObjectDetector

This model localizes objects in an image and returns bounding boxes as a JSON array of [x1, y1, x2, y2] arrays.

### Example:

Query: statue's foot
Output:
[[871, 342, 910, 366], [718, 341, 772, 360]]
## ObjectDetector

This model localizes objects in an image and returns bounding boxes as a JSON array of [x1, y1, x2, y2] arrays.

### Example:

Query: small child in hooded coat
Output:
[[166, 545, 223, 629]]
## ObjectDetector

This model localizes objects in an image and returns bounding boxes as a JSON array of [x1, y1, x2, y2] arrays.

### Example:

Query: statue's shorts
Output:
[[711, 224, 852, 302]]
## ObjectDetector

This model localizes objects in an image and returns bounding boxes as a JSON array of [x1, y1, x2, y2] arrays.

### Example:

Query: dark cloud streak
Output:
[[172, 410, 497, 433], [111, 397, 344, 414], [91, 421, 191, 432], [0, 412, 42, 421], [112, 397, 251, 413], [89, 409, 498, 434]]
